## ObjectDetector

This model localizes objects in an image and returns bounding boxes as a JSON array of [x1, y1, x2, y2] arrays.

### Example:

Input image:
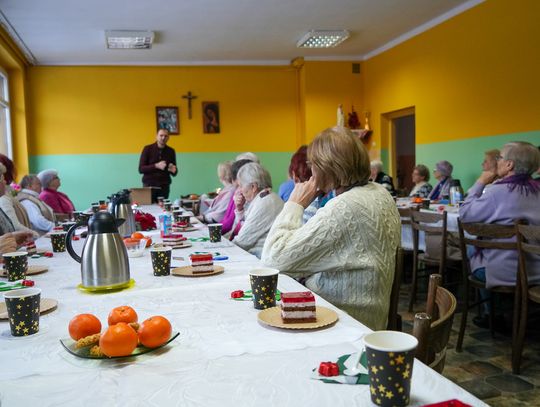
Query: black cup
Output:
[[249, 268, 279, 309], [172, 210, 183, 222], [91, 203, 100, 213], [363, 331, 418, 407], [62, 221, 76, 232], [421, 199, 430, 209], [150, 247, 172, 276], [208, 223, 222, 243], [4, 288, 41, 336], [2, 251, 28, 282], [164, 203, 172, 212], [50, 232, 67, 252]]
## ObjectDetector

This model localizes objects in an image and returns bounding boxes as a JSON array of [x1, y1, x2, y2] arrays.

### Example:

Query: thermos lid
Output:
[[450, 179, 462, 187], [88, 211, 121, 234]]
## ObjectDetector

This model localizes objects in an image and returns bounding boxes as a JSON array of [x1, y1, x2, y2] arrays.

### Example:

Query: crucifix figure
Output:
[[182, 91, 197, 119]]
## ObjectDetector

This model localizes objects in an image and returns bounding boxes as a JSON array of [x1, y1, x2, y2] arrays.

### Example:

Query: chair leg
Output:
[[408, 259, 418, 313], [489, 296, 495, 338], [512, 295, 527, 374], [456, 281, 470, 352]]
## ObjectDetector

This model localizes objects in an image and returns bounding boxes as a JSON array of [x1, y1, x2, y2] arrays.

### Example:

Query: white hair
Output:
[[235, 152, 260, 163], [370, 160, 384, 172], [503, 141, 540, 175], [237, 162, 272, 190]]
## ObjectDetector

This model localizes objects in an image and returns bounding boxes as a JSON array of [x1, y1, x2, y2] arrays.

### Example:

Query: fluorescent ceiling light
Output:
[[297, 30, 350, 48], [106, 30, 154, 49]]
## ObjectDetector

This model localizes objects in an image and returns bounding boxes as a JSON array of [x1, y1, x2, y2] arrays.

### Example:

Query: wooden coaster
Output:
[[172, 265, 224, 277], [0, 298, 58, 320], [154, 241, 192, 250], [0, 265, 49, 278]]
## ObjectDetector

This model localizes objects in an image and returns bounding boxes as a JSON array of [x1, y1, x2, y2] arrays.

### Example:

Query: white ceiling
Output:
[[0, 0, 480, 66]]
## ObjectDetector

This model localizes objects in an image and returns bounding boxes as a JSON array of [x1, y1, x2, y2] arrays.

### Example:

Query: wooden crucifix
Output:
[[182, 91, 197, 119]]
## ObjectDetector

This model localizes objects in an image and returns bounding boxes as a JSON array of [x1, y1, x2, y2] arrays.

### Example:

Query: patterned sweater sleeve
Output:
[[261, 200, 345, 273]]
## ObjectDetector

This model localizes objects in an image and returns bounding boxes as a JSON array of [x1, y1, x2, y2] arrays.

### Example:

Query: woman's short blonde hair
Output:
[[308, 127, 370, 190], [217, 161, 233, 184]]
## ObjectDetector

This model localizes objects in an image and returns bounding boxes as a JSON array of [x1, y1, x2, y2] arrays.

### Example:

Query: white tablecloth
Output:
[[0, 205, 485, 406]]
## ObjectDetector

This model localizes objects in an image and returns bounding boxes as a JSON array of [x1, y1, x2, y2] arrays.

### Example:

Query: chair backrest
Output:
[[516, 223, 540, 290], [457, 219, 517, 277], [397, 207, 413, 225], [411, 210, 448, 271], [12, 198, 31, 228], [386, 246, 404, 330], [413, 274, 457, 373]]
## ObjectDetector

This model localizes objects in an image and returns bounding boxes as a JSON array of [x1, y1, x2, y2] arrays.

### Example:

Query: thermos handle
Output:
[[66, 221, 85, 263]]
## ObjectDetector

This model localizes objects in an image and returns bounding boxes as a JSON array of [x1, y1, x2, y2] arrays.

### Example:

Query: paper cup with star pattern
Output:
[[363, 331, 418, 407], [3, 288, 41, 336], [249, 268, 279, 310], [50, 231, 67, 252], [3, 251, 28, 282], [150, 246, 172, 276]]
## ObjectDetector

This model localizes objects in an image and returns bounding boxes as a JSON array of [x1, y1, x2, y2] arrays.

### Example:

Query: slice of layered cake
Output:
[[189, 253, 214, 274], [162, 233, 186, 247], [281, 291, 317, 323]]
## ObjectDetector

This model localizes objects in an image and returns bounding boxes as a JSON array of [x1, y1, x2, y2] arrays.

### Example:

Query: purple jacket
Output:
[[459, 180, 540, 288], [220, 188, 237, 235]]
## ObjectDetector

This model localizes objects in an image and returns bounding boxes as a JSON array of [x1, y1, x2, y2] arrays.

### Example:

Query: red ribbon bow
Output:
[[318, 362, 339, 377], [230, 290, 244, 299]]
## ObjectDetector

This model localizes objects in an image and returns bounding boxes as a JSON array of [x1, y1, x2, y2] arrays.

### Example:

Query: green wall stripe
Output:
[[29, 152, 293, 210], [416, 131, 540, 191]]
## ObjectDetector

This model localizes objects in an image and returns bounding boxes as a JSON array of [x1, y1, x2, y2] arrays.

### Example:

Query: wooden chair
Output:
[[455, 220, 518, 357], [398, 206, 418, 253], [513, 223, 540, 374], [386, 246, 404, 331], [12, 198, 31, 228], [412, 274, 457, 373], [408, 210, 460, 312]]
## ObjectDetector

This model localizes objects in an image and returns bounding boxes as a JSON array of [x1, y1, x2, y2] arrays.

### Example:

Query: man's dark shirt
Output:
[[138, 142, 177, 187]]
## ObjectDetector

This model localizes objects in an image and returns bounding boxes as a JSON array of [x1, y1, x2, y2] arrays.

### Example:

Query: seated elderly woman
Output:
[[460, 141, 540, 324], [278, 145, 311, 202], [262, 127, 400, 330], [198, 161, 235, 224], [0, 163, 38, 238], [409, 164, 433, 198], [229, 162, 283, 258], [369, 160, 395, 195], [38, 169, 75, 216], [428, 160, 453, 201], [17, 175, 55, 235]]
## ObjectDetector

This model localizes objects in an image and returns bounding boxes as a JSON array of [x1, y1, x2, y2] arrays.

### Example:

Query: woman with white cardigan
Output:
[[261, 127, 400, 330], [230, 162, 283, 258]]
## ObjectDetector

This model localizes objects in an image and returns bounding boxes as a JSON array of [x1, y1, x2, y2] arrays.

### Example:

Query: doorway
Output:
[[381, 107, 416, 196]]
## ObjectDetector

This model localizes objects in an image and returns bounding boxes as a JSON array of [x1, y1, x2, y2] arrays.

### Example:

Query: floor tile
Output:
[[458, 378, 501, 399], [485, 373, 534, 393]]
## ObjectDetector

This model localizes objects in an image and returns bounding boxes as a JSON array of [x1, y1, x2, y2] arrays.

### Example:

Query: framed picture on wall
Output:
[[202, 101, 220, 134], [156, 106, 179, 135]]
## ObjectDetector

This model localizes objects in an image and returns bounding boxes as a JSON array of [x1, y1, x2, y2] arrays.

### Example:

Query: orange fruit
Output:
[[138, 316, 172, 348], [108, 305, 138, 326], [131, 232, 145, 240], [99, 323, 138, 357], [68, 313, 102, 340], [144, 238, 152, 247], [123, 237, 140, 244]]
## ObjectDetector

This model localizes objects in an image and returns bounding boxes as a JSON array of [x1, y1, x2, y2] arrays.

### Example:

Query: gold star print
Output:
[[385, 391, 394, 399], [402, 369, 410, 379], [389, 352, 394, 357], [23, 328, 29, 334], [19, 321, 25, 327], [375, 398, 381, 404], [390, 360, 395, 365], [258, 299, 264, 305], [261, 286, 266, 291], [371, 366, 378, 374], [378, 365, 384, 371], [16, 305, 22, 310], [398, 387, 404, 393], [370, 386, 377, 395], [406, 363, 411, 369], [396, 367, 401, 372], [377, 384, 386, 393], [395, 355, 405, 365], [255, 288, 259, 293], [265, 296, 271, 301]]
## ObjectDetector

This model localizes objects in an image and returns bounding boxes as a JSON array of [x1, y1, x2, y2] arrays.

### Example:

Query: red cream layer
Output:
[[281, 292, 315, 304]]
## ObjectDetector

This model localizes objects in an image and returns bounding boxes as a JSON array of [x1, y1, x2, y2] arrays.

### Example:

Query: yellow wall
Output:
[[0, 29, 30, 177], [303, 61, 363, 143], [363, 0, 540, 150], [27, 65, 304, 155]]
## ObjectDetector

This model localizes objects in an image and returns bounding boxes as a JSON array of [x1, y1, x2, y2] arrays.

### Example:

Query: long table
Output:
[[0, 205, 485, 406]]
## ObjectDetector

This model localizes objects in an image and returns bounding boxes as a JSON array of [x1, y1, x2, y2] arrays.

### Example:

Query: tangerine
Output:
[[99, 322, 138, 357], [131, 232, 145, 240], [138, 316, 172, 348], [68, 313, 102, 340], [108, 305, 138, 326]]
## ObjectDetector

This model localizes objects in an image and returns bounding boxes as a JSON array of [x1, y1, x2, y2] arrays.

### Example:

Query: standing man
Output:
[[138, 129, 178, 202]]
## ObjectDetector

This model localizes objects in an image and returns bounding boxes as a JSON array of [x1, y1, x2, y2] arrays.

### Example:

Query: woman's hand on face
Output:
[[0, 233, 17, 255], [477, 170, 497, 185], [233, 190, 246, 211], [289, 177, 319, 209]]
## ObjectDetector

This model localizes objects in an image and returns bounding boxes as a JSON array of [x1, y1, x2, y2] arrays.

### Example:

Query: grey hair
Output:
[[20, 174, 40, 189], [235, 152, 260, 163], [503, 141, 540, 175], [236, 162, 272, 190], [370, 160, 384, 172], [217, 161, 233, 184]]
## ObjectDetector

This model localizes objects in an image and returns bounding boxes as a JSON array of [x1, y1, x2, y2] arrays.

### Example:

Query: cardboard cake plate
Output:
[[0, 265, 49, 278], [0, 298, 58, 320], [257, 306, 338, 330], [172, 265, 224, 277]]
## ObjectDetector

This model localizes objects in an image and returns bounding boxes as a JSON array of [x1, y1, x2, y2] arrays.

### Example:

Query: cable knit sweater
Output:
[[261, 183, 401, 330]]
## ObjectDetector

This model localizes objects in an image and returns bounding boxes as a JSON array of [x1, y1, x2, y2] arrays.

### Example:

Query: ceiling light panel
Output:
[[106, 30, 154, 49], [297, 30, 350, 48]]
